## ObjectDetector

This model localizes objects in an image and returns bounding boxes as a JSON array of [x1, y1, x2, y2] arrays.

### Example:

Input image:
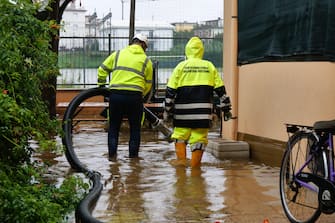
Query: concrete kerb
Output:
[[206, 138, 250, 159]]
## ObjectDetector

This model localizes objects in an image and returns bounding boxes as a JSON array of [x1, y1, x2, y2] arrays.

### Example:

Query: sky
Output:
[[78, 0, 224, 23]]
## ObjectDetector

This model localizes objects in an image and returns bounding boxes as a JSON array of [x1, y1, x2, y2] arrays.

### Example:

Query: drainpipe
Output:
[[222, 0, 239, 140]]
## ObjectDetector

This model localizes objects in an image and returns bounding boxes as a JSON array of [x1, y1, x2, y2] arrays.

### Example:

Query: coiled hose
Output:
[[62, 87, 109, 223], [62, 87, 172, 223]]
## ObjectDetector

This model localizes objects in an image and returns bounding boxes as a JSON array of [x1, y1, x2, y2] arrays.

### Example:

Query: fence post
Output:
[[108, 34, 111, 55], [83, 37, 86, 88], [108, 34, 111, 82]]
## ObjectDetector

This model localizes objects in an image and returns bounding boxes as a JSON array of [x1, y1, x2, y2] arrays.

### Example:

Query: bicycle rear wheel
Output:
[[279, 131, 322, 223]]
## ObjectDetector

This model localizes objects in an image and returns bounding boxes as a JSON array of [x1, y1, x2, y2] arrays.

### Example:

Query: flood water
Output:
[[43, 121, 332, 223]]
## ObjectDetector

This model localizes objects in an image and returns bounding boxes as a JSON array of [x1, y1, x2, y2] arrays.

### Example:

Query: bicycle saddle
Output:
[[313, 120, 335, 133]]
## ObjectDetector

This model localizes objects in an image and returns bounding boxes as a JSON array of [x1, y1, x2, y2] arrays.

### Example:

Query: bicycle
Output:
[[280, 120, 335, 223]]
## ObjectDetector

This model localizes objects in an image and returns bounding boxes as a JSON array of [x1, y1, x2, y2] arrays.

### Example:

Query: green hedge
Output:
[[0, 1, 87, 222]]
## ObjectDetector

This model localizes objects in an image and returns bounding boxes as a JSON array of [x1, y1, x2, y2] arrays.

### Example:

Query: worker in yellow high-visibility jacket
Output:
[[164, 36, 232, 168], [97, 33, 153, 160]]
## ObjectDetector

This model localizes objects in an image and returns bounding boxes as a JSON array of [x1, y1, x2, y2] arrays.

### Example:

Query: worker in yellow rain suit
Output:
[[164, 36, 231, 168], [97, 33, 153, 159]]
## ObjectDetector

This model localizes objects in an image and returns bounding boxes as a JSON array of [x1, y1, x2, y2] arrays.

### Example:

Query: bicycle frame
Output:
[[292, 131, 335, 192], [328, 132, 335, 182]]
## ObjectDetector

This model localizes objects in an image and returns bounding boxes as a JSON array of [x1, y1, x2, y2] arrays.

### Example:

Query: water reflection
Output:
[[173, 167, 211, 221], [106, 159, 146, 222]]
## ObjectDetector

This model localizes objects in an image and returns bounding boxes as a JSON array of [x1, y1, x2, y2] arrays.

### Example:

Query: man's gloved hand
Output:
[[218, 95, 232, 121], [218, 95, 231, 111], [97, 77, 106, 88]]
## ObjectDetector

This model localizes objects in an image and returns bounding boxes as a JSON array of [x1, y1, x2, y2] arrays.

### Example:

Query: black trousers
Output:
[[108, 91, 143, 158]]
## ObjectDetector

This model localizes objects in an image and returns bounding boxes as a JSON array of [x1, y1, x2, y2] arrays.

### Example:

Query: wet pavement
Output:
[[46, 121, 335, 223]]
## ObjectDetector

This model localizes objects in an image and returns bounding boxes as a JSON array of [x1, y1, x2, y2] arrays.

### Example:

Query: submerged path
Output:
[[47, 122, 326, 223]]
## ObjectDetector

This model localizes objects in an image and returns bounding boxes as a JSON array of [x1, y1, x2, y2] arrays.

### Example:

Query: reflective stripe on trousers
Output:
[[171, 127, 209, 149]]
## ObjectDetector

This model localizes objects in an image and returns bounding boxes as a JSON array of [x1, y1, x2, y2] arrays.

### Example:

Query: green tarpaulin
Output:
[[238, 0, 335, 65]]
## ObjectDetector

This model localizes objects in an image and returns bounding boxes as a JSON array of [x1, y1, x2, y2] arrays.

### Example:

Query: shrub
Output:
[[0, 164, 88, 223], [0, 0, 59, 163], [0, 1, 88, 222]]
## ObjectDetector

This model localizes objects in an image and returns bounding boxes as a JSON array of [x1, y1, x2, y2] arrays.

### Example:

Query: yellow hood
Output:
[[185, 37, 204, 59]]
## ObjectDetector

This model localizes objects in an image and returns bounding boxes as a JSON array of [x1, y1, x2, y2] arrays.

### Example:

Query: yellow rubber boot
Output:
[[175, 142, 187, 166], [190, 150, 203, 168]]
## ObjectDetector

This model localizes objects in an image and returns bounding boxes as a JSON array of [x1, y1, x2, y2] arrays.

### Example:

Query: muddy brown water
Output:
[[41, 121, 335, 223]]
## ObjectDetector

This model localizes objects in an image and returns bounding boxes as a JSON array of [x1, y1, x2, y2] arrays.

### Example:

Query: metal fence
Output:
[[57, 36, 223, 89]]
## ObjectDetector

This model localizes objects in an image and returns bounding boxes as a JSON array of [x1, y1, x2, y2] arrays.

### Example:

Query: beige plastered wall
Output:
[[238, 62, 335, 142], [223, 0, 335, 143]]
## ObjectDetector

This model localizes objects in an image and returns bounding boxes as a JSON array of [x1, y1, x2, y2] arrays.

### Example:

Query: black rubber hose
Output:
[[62, 87, 110, 171], [62, 87, 109, 223], [75, 171, 103, 223]]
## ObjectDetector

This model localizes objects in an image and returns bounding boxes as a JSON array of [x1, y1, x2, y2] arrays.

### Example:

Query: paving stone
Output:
[[207, 139, 250, 159]]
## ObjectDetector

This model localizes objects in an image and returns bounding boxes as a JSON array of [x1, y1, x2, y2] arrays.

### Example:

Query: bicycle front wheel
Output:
[[279, 131, 322, 223]]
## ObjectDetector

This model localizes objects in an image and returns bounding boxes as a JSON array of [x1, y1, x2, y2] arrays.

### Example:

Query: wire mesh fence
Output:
[[58, 36, 223, 89]]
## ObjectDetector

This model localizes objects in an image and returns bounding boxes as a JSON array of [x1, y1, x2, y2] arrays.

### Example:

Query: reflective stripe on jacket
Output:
[[165, 37, 225, 128], [97, 44, 153, 96]]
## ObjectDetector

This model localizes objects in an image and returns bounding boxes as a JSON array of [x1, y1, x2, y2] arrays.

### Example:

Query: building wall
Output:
[[62, 9, 87, 37], [60, 3, 86, 50], [194, 18, 223, 38], [96, 20, 174, 51], [172, 23, 197, 32], [222, 0, 335, 164], [238, 62, 335, 141]]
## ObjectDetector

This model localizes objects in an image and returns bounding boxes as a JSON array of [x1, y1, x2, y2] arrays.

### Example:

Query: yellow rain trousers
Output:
[[171, 127, 209, 149]]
